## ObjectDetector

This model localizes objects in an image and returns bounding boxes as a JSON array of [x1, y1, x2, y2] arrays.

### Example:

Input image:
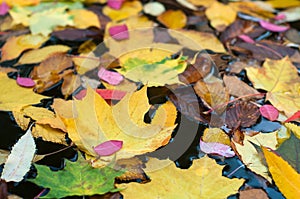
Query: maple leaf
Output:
[[29, 153, 123, 198], [246, 57, 300, 117], [54, 86, 177, 165], [117, 156, 244, 198], [262, 147, 300, 198]]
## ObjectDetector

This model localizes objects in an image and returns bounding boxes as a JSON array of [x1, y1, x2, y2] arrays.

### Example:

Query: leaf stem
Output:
[[67, 54, 100, 61], [40, 142, 74, 157]]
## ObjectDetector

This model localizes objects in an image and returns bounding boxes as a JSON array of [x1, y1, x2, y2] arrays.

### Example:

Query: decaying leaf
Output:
[[29, 153, 123, 198], [1, 124, 36, 182], [262, 147, 300, 198], [117, 156, 244, 198]]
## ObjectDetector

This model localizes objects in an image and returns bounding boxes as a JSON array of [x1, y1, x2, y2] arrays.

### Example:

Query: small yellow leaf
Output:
[[1, 34, 48, 61], [187, 0, 216, 7], [262, 147, 300, 198], [205, 1, 237, 31], [17, 45, 70, 65], [202, 128, 231, 145], [118, 156, 244, 198], [103, 1, 142, 21], [69, 9, 100, 29], [157, 10, 187, 29]]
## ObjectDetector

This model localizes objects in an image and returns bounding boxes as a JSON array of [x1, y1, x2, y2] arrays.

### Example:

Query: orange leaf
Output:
[[157, 10, 187, 29]]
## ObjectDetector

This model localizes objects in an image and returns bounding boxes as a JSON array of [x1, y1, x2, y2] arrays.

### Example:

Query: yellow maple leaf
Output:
[[1, 34, 48, 61], [205, 1, 237, 31], [118, 156, 244, 199], [262, 147, 300, 198], [55, 86, 177, 163], [233, 132, 278, 181], [0, 73, 46, 111], [246, 57, 300, 117]]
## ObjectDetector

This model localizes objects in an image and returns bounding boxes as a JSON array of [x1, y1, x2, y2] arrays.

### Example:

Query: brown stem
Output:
[[40, 142, 74, 157]]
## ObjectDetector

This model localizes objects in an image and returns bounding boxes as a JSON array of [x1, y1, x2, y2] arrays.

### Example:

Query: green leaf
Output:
[[277, 132, 300, 173], [29, 153, 123, 198]]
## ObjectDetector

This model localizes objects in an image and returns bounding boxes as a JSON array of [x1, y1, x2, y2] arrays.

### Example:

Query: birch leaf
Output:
[[1, 125, 36, 182]]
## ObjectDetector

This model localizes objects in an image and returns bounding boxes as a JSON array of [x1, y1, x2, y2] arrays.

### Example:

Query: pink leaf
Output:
[[96, 89, 126, 100], [93, 140, 123, 156], [285, 110, 300, 123], [259, 20, 289, 32], [0, 2, 9, 16], [74, 89, 87, 100], [98, 67, 124, 85], [259, 105, 279, 121], [107, 0, 125, 10], [108, 24, 129, 41], [238, 34, 255, 44], [16, 77, 35, 88], [199, 140, 235, 157]]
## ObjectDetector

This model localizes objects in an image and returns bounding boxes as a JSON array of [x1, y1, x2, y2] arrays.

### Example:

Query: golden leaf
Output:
[[118, 156, 244, 199], [0, 73, 46, 111], [266, 0, 300, 8], [205, 1, 237, 31], [262, 147, 300, 198], [246, 57, 300, 117], [68, 9, 100, 29], [187, 0, 216, 7], [157, 10, 187, 29], [202, 128, 231, 145], [1, 34, 48, 61], [17, 45, 70, 65], [0, 0, 39, 6], [102, 1, 142, 21]]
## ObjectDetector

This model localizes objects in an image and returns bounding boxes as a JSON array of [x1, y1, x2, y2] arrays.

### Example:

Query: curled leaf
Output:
[[108, 24, 129, 40], [16, 77, 35, 88], [259, 20, 289, 32], [93, 140, 123, 156], [260, 105, 279, 121]]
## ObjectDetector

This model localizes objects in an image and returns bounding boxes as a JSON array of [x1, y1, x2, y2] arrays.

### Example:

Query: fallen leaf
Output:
[[200, 140, 235, 157], [246, 57, 300, 117], [143, 2, 165, 16], [29, 153, 123, 198], [0, 2, 9, 16], [238, 34, 255, 44], [285, 111, 300, 123], [262, 147, 300, 198], [1, 124, 36, 182], [284, 123, 300, 139], [96, 89, 126, 100], [0, 72, 46, 111], [69, 9, 100, 29], [223, 75, 261, 98], [266, 0, 300, 8], [278, 7, 300, 22], [0, 150, 9, 165], [17, 45, 70, 65], [107, 0, 124, 10], [1, 34, 48, 61], [93, 140, 123, 156], [260, 105, 279, 121], [118, 156, 244, 198], [16, 77, 35, 88], [176, 0, 198, 10], [1, 0, 39, 7], [205, 1, 237, 31], [239, 189, 269, 199], [157, 10, 187, 29], [233, 131, 278, 181], [202, 128, 231, 145], [259, 20, 289, 32], [186, 0, 215, 7], [108, 24, 129, 41], [103, 1, 142, 21]]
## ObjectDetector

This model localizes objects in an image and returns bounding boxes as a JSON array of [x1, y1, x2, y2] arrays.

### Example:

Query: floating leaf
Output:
[[200, 140, 235, 157], [259, 20, 289, 32], [118, 156, 244, 198], [157, 10, 187, 29], [16, 77, 35, 88], [260, 105, 279, 121], [93, 140, 123, 156], [1, 124, 36, 182], [262, 147, 300, 198], [29, 153, 123, 198]]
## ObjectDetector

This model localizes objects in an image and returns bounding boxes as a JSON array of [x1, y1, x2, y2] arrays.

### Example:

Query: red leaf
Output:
[[93, 140, 123, 156], [108, 24, 129, 41], [259, 20, 289, 32], [96, 89, 126, 100], [107, 0, 125, 10], [259, 105, 279, 121], [16, 77, 35, 88], [285, 110, 300, 123], [98, 67, 124, 85], [199, 140, 235, 157], [0, 2, 9, 16]]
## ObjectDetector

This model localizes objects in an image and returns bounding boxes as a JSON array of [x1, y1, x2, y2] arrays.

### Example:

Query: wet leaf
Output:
[[260, 105, 279, 121], [157, 10, 187, 29], [29, 153, 123, 198], [117, 156, 244, 198], [1, 124, 36, 182], [262, 147, 300, 198]]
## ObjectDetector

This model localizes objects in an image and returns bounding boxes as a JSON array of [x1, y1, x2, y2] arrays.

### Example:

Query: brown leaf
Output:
[[223, 75, 261, 98], [225, 101, 260, 129], [0, 180, 8, 199], [239, 188, 269, 199], [61, 71, 81, 98], [51, 28, 103, 41]]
